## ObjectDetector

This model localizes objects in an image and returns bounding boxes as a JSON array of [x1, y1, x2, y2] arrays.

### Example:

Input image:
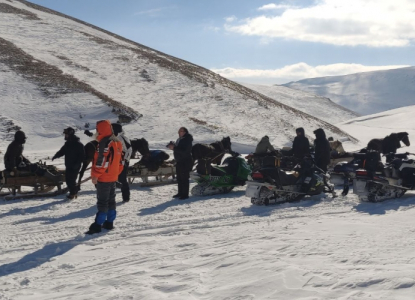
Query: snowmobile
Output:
[[190, 154, 251, 196], [246, 157, 335, 205], [353, 152, 415, 202], [329, 151, 368, 195]]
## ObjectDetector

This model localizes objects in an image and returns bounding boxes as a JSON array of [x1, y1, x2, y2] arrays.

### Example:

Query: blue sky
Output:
[[30, 0, 415, 84]]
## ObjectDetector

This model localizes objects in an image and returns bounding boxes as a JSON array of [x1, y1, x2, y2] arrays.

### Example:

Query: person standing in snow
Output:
[[255, 135, 276, 154], [111, 123, 132, 203], [292, 127, 310, 160], [313, 128, 331, 172], [167, 127, 193, 200], [86, 120, 124, 235], [52, 127, 85, 200]]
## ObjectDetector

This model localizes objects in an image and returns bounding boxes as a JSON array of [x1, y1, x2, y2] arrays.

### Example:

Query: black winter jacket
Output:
[[4, 140, 30, 171], [53, 135, 85, 170], [174, 133, 193, 163], [313, 128, 331, 170], [292, 128, 310, 159]]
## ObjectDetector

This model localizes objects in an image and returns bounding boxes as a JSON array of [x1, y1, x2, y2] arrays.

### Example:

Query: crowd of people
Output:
[[2, 121, 339, 234]]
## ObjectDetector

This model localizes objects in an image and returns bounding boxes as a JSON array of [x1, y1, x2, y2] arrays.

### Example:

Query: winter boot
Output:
[[66, 193, 77, 200], [102, 221, 114, 230], [85, 222, 102, 235]]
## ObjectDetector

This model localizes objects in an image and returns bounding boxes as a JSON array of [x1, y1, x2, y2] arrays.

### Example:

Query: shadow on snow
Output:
[[0, 235, 102, 277], [353, 193, 415, 215], [138, 190, 246, 216]]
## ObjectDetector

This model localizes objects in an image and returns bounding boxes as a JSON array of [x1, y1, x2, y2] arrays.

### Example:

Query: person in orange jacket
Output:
[[86, 120, 124, 235]]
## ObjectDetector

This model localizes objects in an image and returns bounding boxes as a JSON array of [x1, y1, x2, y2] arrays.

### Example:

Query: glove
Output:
[[231, 151, 240, 157], [84, 130, 93, 137], [52, 157, 55, 161]]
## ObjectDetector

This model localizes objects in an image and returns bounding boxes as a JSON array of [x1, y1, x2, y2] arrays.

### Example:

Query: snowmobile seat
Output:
[[277, 169, 300, 185], [210, 166, 226, 177]]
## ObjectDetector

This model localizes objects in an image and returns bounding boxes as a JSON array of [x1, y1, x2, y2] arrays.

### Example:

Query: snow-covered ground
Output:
[[283, 66, 415, 116], [1, 107, 415, 299]]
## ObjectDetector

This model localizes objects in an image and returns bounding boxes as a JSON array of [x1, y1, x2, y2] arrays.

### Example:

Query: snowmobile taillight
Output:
[[356, 170, 368, 176], [252, 172, 264, 179]]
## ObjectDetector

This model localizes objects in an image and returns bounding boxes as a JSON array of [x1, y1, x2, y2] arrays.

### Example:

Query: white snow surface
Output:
[[1, 1, 415, 300], [240, 83, 359, 124], [283, 66, 415, 116]]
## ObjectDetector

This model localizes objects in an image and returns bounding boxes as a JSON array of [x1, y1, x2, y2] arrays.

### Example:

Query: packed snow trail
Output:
[[1, 179, 415, 300]]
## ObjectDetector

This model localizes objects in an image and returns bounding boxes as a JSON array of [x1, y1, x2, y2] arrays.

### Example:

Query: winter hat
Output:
[[111, 123, 123, 136], [63, 127, 75, 135]]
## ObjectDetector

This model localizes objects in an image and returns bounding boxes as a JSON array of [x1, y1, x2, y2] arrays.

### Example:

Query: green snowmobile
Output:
[[190, 154, 252, 196]]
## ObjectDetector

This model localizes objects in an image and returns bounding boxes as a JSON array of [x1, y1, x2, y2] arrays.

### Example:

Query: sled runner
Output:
[[0, 164, 91, 200], [127, 161, 176, 187]]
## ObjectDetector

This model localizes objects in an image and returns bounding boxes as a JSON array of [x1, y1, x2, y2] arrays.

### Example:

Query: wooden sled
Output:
[[0, 167, 90, 200], [127, 162, 176, 187]]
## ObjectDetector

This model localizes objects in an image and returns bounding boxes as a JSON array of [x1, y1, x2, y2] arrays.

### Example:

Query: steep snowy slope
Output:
[[241, 82, 359, 124], [0, 0, 356, 155], [283, 66, 415, 116]]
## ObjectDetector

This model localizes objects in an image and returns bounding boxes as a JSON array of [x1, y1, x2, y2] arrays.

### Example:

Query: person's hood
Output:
[[183, 133, 193, 142], [260, 136, 269, 142], [296, 128, 305, 136], [96, 120, 113, 141], [313, 128, 326, 139]]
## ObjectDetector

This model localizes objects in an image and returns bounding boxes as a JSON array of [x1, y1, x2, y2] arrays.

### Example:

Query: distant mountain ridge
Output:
[[283, 66, 415, 115], [0, 0, 356, 153], [240, 83, 359, 124]]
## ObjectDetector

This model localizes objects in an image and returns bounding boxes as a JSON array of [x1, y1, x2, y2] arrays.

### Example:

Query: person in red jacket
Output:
[[86, 120, 124, 235]]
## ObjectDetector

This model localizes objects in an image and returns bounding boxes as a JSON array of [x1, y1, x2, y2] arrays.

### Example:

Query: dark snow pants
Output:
[[66, 167, 80, 196], [118, 161, 130, 201], [96, 181, 116, 213], [176, 158, 192, 197]]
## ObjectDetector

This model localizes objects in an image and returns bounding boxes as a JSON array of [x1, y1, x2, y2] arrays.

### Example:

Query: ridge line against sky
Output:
[[25, 0, 415, 85]]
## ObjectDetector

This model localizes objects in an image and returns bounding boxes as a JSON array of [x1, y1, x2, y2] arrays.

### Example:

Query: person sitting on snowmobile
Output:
[[255, 135, 276, 155], [4, 130, 62, 182], [328, 137, 346, 158]]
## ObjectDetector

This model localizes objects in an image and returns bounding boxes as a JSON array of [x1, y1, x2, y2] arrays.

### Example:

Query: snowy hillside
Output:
[[0, 0, 356, 156], [283, 66, 415, 115], [241, 83, 359, 124]]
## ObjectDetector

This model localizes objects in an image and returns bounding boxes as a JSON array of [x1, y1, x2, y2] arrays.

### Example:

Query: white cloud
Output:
[[225, 16, 237, 23], [226, 0, 415, 47], [134, 7, 171, 16], [211, 63, 410, 84], [258, 3, 297, 11]]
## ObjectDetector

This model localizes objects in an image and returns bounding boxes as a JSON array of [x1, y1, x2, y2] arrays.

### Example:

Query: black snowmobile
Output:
[[246, 157, 336, 205], [353, 152, 415, 202]]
